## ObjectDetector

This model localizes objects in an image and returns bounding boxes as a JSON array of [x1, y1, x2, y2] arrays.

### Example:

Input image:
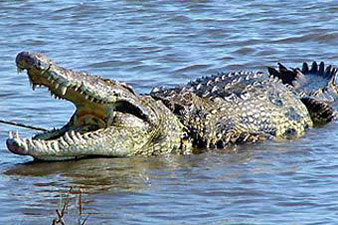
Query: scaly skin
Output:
[[7, 52, 186, 160], [268, 61, 338, 124], [151, 71, 313, 148], [268, 61, 338, 103], [6, 52, 336, 161]]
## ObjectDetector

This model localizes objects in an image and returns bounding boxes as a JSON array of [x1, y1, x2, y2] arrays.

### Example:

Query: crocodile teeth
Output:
[[83, 133, 91, 140], [21, 139, 28, 150], [51, 141, 60, 152], [59, 137, 69, 147], [35, 141, 45, 151], [46, 141, 54, 150], [72, 132, 83, 141], [8, 131, 13, 139], [69, 130, 76, 137], [74, 86, 80, 91], [60, 86, 67, 96], [90, 97, 96, 102], [28, 138, 35, 148], [15, 130, 19, 139], [64, 132, 73, 144], [54, 83, 60, 89]]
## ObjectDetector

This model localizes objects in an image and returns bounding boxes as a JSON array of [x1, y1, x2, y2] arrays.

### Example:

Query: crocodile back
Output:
[[151, 71, 313, 148]]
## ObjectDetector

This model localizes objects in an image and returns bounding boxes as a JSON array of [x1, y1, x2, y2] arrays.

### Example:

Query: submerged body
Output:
[[6, 52, 337, 161]]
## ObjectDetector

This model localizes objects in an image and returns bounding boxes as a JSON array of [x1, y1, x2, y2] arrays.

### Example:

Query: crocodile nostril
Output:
[[16, 51, 40, 69]]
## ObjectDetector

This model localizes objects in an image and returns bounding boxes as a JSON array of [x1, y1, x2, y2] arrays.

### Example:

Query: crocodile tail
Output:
[[267, 63, 303, 87], [268, 61, 338, 102], [301, 97, 336, 125]]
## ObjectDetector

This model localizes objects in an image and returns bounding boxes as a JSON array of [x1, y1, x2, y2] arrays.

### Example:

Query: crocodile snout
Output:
[[6, 138, 28, 155], [16, 51, 40, 69], [16, 51, 51, 72]]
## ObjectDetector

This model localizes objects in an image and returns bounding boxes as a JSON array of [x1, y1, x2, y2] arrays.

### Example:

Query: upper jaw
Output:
[[16, 52, 51, 72], [15, 51, 141, 105], [15, 51, 155, 125], [16, 51, 103, 104]]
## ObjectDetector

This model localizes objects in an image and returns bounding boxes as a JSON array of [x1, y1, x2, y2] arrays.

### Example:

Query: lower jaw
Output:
[[6, 138, 82, 161]]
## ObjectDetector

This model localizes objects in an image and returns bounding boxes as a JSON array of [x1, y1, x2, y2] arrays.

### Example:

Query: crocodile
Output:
[[6, 52, 337, 161]]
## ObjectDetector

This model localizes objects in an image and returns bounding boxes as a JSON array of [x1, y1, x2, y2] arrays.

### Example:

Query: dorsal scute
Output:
[[151, 71, 265, 101], [268, 61, 338, 103]]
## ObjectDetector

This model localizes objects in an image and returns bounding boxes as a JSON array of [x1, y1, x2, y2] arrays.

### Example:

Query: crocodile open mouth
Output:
[[6, 52, 149, 160], [7, 67, 109, 159]]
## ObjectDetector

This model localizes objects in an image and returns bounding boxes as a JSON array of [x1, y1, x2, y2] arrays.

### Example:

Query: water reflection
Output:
[[4, 149, 253, 193]]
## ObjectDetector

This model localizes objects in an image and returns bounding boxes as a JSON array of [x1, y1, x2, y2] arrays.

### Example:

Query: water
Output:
[[0, 0, 338, 224]]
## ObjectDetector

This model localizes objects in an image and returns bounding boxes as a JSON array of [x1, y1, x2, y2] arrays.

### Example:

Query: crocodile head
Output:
[[6, 52, 158, 161]]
